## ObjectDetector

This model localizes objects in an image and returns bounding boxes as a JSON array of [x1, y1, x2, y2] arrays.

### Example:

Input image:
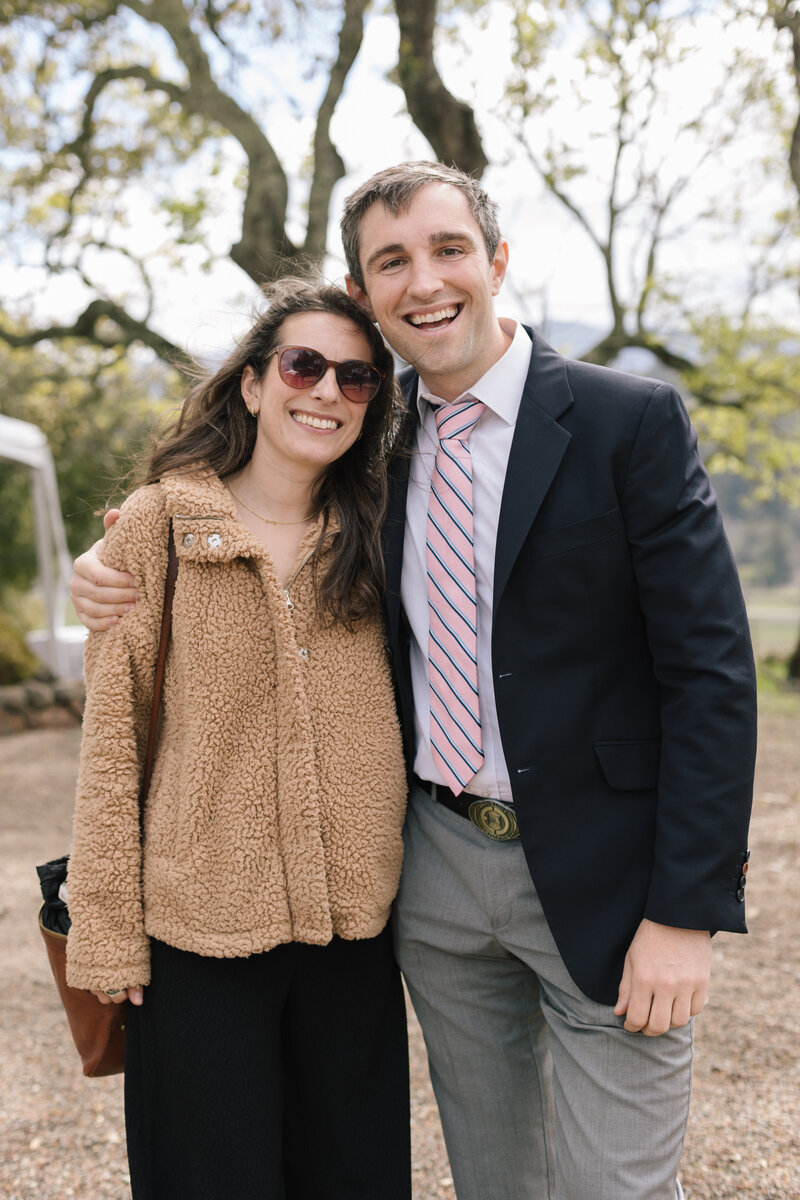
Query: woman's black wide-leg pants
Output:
[[124, 927, 411, 1200]]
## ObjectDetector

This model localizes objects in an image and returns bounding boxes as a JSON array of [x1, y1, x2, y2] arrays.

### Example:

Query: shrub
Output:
[[0, 611, 39, 685]]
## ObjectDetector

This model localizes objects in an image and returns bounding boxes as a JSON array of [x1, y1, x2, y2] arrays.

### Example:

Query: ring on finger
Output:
[[104, 988, 125, 997]]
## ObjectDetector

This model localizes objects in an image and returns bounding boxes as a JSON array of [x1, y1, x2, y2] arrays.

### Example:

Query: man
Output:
[[71, 161, 756, 1199]]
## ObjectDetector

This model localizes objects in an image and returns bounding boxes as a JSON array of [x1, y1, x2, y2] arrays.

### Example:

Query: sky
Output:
[[2, 1, 795, 363]]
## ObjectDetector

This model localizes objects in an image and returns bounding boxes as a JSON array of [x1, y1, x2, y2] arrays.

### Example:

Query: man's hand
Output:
[[70, 509, 139, 631], [614, 918, 711, 1036]]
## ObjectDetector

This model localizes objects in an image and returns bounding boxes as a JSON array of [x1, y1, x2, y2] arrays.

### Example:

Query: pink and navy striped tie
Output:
[[426, 398, 485, 795]]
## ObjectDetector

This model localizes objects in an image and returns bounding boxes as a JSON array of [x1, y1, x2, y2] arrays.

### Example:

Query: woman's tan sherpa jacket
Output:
[[66, 470, 407, 993]]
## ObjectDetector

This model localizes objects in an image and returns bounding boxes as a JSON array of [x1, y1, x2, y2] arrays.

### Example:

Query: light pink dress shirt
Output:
[[401, 320, 533, 802]]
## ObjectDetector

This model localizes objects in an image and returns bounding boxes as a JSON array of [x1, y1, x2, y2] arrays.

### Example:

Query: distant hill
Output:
[[541, 320, 672, 376]]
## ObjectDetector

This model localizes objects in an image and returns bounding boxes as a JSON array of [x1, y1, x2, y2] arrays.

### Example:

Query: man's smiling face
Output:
[[346, 183, 510, 402]]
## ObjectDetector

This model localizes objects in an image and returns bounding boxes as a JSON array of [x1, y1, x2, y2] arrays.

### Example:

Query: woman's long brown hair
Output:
[[145, 276, 400, 626]]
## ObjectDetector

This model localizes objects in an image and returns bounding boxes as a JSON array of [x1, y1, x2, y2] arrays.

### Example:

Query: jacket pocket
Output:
[[527, 507, 623, 562], [593, 739, 660, 791]]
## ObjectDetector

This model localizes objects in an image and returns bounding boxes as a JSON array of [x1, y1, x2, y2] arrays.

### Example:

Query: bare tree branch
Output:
[[774, 1, 800, 200], [394, 0, 488, 176], [305, 0, 369, 259], [0, 0, 374, 367], [0, 300, 190, 371], [580, 330, 694, 372], [520, 139, 604, 250], [125, 0, 296, 279], [579, 332, 751, 409], [74, 241, 158, 321]]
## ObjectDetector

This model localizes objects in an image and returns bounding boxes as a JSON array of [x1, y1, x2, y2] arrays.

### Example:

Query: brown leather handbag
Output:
[[36, 528, 177, 1077]]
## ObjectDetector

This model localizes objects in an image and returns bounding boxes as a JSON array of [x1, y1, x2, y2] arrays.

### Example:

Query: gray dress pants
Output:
[[393, 785, 692, 1200]]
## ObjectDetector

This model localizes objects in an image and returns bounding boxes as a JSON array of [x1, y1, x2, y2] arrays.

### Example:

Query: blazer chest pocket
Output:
[[527, 507, 623, 563], [593, 739, 660, 792]]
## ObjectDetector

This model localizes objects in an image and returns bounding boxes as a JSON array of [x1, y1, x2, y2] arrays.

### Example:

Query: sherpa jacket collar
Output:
[[160, 469, 336, 566]]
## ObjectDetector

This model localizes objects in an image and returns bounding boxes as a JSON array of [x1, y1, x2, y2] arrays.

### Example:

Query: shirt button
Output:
[[207, 533, 222, 548], [182, 533, 195, 548]]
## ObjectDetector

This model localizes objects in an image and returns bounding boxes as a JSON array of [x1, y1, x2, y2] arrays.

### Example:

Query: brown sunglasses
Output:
[[267, 345, 384, 404]]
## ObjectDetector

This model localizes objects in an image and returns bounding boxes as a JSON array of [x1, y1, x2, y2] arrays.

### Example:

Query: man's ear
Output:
[[491, 240, 510, 296], [345, 274, 376, 321]]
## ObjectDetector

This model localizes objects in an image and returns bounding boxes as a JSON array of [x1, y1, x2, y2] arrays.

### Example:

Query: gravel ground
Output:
[[1, 709, 798, 1199]]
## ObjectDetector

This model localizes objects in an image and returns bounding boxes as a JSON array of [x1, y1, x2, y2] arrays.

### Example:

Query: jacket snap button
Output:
[[298, 648, 309, 659], [207, 533, 222, 548], [182, 533, 195, 548]]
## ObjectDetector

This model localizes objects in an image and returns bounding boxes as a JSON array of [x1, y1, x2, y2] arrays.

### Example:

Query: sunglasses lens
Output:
[[278, 347, 324, 388], [339, 362, 381, 404], [275, 347, 380, 403]]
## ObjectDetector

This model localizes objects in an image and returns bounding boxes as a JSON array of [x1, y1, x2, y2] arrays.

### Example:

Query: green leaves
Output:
[[0, 336, 181, 595], [687, 314, 800, 504]]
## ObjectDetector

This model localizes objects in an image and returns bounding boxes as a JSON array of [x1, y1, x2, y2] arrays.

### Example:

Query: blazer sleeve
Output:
[[65, 485, 170, 991], [621, 383, 757, 933]]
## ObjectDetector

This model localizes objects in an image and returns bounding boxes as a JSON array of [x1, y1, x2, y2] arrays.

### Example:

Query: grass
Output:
[[756, 658, 800, 717], [743, 585, 800, 660]]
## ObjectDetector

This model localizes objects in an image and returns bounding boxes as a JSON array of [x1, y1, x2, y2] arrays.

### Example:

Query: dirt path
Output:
[[1, 713, 798, 1199]]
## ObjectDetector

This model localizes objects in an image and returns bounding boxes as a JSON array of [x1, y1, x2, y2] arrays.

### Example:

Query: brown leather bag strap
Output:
[[139, 520, 178, 810]]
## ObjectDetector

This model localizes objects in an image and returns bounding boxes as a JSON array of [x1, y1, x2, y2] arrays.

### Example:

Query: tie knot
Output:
[[434, 398, 485, 444]]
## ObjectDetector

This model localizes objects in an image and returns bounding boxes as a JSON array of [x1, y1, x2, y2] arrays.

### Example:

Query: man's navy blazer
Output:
[[381, 328, 757, 1005]]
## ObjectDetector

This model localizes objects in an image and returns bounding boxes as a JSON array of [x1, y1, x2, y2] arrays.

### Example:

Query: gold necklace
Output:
[[226, 480, 319, 527]]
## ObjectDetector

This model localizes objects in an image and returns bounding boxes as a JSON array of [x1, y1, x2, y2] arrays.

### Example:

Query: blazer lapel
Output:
[[381, 370, 418, 644], [493, 329, 574, 612]]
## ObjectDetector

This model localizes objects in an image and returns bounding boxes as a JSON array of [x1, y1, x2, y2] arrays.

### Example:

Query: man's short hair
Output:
[[341, 161, 501, 291]]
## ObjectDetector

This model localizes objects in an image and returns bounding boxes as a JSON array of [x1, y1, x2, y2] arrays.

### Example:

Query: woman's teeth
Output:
[[292, 412, 340, 430]]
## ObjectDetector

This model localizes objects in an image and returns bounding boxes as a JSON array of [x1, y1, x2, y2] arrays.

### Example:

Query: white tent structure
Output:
[[0, 413, 87, 677]]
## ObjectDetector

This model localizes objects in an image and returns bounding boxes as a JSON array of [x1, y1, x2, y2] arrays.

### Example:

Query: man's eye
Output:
[[381, 258, 405, 270], [439, 246, 464, 256]]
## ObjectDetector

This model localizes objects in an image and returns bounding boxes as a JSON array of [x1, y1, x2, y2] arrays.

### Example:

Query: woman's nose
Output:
[[311, 364, 341, 401]]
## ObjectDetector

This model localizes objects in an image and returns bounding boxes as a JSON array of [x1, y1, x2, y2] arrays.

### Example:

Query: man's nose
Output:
[[406, 257, 444, 299]]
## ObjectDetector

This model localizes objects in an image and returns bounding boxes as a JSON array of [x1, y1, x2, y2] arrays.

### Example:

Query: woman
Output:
[[65, 278, 411, 1199]]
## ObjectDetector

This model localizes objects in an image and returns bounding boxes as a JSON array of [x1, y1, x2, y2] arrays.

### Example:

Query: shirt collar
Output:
[[415, 319, 532, 426]]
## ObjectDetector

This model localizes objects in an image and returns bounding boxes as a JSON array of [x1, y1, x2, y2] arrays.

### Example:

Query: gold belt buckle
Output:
[[467, 798, 520, 841]]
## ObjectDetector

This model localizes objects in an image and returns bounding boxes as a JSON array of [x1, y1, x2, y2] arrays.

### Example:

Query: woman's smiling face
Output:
[[241, 311, 373, 479]]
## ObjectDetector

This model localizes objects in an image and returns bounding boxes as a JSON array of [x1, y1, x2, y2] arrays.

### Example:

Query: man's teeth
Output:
[[408, 306, 458, 326], [292, 412, 340, 430]]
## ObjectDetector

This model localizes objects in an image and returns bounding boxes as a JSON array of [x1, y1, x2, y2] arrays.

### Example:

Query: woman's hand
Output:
[[92, 986, 144, 1006]]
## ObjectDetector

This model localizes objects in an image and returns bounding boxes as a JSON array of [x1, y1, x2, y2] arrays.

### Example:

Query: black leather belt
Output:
[[415, 777, 520, 841]]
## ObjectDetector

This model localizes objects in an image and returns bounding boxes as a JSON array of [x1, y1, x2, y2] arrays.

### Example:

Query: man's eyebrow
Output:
[[365, 230, 478, 272], [365, 243, 405, 271], [427, 230, 477, 248]]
